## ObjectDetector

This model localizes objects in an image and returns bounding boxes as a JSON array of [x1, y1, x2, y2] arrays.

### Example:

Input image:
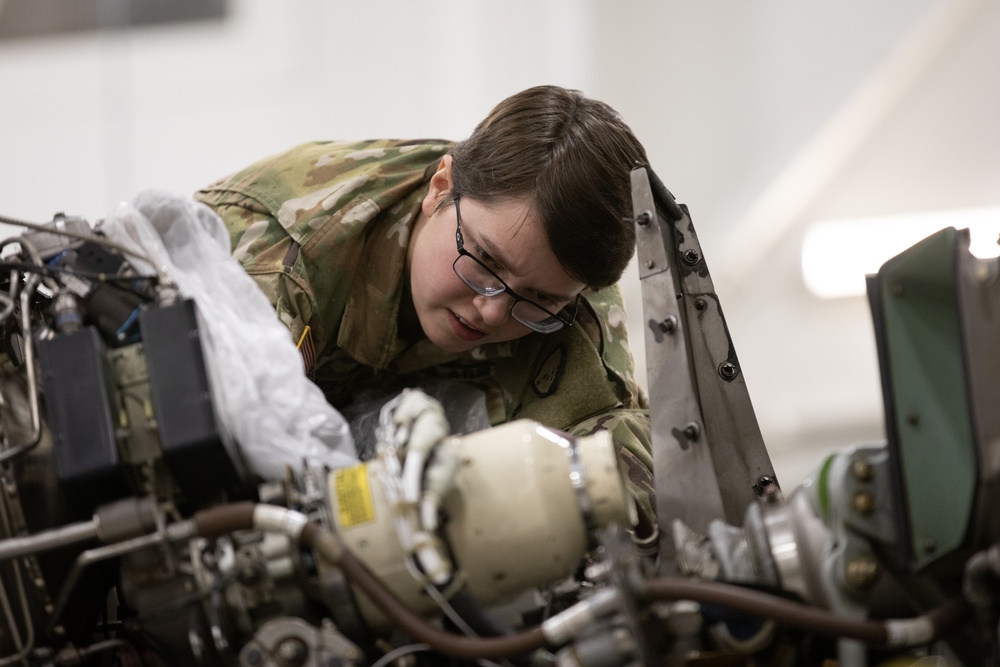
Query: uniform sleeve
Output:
[[569, 407, 656, 538], [194, 189, 316, 352], [569, 286, 657, 537]]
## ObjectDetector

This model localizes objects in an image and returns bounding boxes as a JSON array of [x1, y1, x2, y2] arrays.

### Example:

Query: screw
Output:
[[845, 557, 880, 590], [853, 490, 876, 515], [645, 259, 655, 269], [276, 638, 309, 667], [682, 249, 700, 265], [754, 476, 776, 496], [682, 422, 701, 441], [719, 362, 738, 381], [659, 315, 677, 333], [694, 298, 707, 311], [923, 537, 937, 554], [636, 210, 652, 226], [851, 458, 874, 482]]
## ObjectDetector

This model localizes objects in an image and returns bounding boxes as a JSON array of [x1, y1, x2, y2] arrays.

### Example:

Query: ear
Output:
[[422, 155, 453, 218]]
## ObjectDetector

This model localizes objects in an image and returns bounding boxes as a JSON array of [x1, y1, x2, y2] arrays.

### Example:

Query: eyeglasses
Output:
[[452, 196, 577, 334]]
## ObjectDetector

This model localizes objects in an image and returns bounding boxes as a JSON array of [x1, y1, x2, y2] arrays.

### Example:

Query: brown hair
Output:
[[448, 85, 648, 288]]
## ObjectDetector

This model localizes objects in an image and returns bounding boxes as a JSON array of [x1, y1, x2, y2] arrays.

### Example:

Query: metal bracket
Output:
[[631, 166, 777, 568]]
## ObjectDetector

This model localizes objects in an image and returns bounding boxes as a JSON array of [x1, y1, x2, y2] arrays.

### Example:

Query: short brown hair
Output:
[[448, 86, 647, 288]]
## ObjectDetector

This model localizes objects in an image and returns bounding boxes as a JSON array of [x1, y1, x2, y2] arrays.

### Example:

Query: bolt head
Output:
[[851, 458, 874, 482], [853, 491, 877, 515], [845, 557, 880, 590]]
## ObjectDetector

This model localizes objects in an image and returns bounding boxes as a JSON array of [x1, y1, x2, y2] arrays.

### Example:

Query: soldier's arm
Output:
[[569, 408, 656, 541], [194, 189, 316, 350]]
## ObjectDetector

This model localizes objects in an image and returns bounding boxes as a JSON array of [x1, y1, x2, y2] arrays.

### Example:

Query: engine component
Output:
[[326, 418, 634, 630], [0, 186, 997, 667]]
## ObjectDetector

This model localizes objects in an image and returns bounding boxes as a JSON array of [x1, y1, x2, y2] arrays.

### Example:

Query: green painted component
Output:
[[815, 454, 836, 523], [877, 227, 976, 570]]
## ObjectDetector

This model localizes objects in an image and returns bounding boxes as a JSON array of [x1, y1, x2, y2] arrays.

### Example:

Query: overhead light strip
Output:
[[801, 206, 1000, 299]]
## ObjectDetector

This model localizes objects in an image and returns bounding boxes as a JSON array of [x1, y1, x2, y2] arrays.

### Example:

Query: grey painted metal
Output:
[[631, 166, 777, 566], [954, 232, 1000, 552]]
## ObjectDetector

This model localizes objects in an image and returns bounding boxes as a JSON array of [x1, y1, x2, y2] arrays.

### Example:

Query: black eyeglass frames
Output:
[[451, 196, 576, 334]]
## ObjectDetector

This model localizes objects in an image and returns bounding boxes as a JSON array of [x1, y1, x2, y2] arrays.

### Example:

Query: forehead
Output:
[[457, 197, 585, 296], [459, 196, 536, 244]]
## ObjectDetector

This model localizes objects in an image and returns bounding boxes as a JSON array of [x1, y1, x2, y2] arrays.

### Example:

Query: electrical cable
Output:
[[312, 532, 549, 661], [0, 213, 155, 270], [0, 485, 36, 667], [369, 643, 431, 667], [0, 273, 43, 462], [638, 577, 970, 647], [190, 501, 975, 661], [0, 293, 13, 327], [0, 235, 59, 293], [191, 503, 550, 661], [0, 260, 158, 290], [0, 212, 179, 304]]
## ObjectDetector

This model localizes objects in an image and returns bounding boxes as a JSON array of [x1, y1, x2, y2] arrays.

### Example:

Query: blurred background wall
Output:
[[1, 0, 997, 487]]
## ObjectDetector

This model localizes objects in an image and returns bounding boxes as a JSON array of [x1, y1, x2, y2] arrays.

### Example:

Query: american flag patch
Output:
[[296, 326, 316, 378]]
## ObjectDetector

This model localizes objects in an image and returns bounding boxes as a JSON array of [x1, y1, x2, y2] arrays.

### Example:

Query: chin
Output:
[[431, 334, 481, 355]]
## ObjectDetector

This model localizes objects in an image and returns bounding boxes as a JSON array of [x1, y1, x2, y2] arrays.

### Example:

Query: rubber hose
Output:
[[639, 577, 970, 645]]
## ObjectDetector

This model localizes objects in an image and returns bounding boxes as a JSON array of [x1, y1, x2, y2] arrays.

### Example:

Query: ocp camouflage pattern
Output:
[[195, 139, 655, 524]]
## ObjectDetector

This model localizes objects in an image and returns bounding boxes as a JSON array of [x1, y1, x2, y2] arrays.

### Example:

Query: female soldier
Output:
[[195, 85, 655, 536]]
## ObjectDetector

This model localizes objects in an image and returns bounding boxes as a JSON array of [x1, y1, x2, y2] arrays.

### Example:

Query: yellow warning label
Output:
[[334, 465, 375, 527]]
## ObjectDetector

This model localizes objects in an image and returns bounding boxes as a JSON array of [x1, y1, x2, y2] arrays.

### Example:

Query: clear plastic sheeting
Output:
[[101, 190, 358, 480], [342, 378, 491, 461]]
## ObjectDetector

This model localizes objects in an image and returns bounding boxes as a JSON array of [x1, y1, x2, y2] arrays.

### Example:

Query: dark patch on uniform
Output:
[[531, 344, 566, 398], [433, 363, 493, 381], [282, 241, 300, 272]]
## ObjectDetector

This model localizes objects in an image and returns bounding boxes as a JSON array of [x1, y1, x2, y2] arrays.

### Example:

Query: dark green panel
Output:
[[877, 227, 976, 570]]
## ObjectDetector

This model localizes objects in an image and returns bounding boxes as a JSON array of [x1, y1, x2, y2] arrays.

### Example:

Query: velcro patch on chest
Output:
[[531, 344, 566, 398]]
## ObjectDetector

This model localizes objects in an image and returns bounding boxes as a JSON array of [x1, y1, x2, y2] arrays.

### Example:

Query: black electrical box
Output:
[[37, 327, 128, 502], [139, 299, 244, 506]]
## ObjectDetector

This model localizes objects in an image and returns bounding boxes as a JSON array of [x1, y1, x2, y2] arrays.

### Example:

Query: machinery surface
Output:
[[0, 179, 994, 666]]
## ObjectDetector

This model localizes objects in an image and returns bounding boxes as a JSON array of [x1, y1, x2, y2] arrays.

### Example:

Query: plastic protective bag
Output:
[[100, 190, 358, 480], [341, 377, 491, 460]]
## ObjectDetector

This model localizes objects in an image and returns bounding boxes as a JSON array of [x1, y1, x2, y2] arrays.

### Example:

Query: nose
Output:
[[472, 293, 512, 327]]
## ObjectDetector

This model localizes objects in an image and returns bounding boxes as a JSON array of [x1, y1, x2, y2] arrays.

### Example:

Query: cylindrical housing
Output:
[[326, 419, 634, 630]]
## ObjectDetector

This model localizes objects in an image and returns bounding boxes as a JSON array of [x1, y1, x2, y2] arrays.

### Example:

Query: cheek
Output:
[[422, 260, 454, 297], [411, 243, 464, 305], [495, 321, 533, 342]]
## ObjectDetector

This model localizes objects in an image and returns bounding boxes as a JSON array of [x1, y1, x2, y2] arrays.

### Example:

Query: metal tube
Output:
[[0, 486, 35, 666], [0, 273, 43, 463], [47, 531, 168, 636], [0, 520, 99, 562]]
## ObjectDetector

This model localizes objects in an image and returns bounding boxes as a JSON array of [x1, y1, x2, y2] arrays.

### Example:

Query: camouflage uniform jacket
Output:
[[194, 140, 655, 524]]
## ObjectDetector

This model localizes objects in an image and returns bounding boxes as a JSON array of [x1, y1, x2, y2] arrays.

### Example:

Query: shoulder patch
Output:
[[531, 344, 566, 398]]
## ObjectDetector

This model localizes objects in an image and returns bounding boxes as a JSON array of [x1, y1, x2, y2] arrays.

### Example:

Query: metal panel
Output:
[[632, 167, 776, 567], [871, 227, 979, 571]]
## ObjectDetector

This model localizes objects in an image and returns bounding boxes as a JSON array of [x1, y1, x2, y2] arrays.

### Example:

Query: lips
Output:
[[448, 310, 486, 342]]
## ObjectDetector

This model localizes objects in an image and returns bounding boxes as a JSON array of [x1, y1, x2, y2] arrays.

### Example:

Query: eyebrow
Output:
[[478, 231, 576, 304]]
